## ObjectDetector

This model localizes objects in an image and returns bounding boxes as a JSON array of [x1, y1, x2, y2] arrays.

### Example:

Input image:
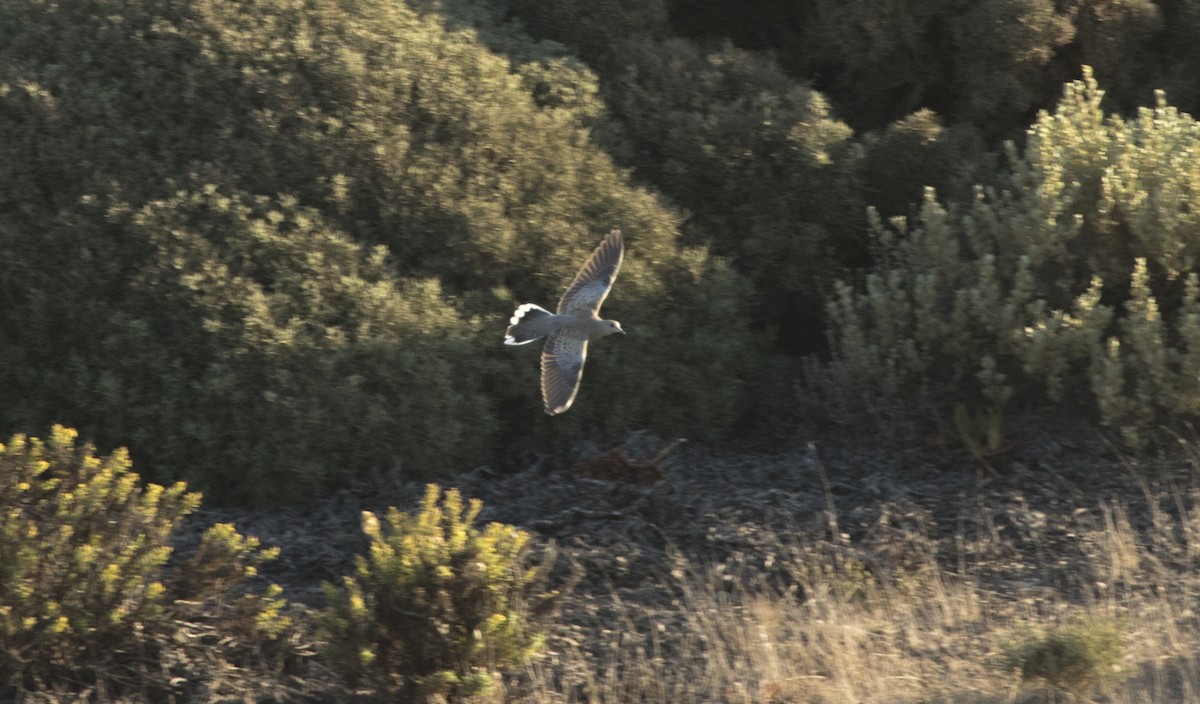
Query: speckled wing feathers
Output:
[[541, 331, 589, 415], [557, 229, 624, 315]]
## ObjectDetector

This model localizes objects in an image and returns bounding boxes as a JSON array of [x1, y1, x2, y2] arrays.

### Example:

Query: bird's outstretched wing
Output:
[[541, 330, 589, 415], [557, 229, 624, 315]]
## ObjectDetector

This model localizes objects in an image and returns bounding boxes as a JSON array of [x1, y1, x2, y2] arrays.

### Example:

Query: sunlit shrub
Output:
[[0, 426, 293, 701], [809, 69, 1200, 443], [319, 484, 561, 701]]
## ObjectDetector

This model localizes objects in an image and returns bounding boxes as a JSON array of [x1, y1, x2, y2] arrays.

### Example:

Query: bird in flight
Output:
[[505, 229, 625, 415]]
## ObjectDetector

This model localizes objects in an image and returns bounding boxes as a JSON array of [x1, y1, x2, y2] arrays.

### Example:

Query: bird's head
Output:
[[602, 319, 624, 337]]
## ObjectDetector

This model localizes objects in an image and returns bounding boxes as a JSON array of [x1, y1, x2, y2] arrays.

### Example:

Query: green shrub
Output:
[[501, 0, 671, 62], [1058, 0, 1163, 117], [0, 0, 777, 503], [1003, 619, 1125, 699], [599, 38, 865, 351], [319, 484, 561, 701], [455, 0, 867, 351], [860, 109, 992, 219], [117, 186, 497, 502], [669, 0, 1073, 136], [0, 425, 294, 701], [808, 68, 1200, 443], [670, 0, 1167, 143], [1161, 0, 1200, 114]]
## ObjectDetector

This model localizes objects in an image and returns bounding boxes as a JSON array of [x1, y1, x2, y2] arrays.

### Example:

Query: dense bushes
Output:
[[473, 0, 868, 350], [771, 0, 1074, 135], [598, 39, 865, 351], [808, 69, 1200, 443], [0, 0, 772, 503], [0, 426, 295, 701], [7, 0, 1200, 505], [2, 182, 500, 503], [669, 0, 1178, 137]]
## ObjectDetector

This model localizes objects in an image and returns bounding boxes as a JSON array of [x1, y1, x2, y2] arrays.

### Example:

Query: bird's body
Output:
[[505, 305, 620, 344], [505, 229, 625, 415]]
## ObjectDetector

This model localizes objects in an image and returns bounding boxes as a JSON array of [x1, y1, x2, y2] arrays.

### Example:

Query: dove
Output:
[[505, 229, 625, 414]]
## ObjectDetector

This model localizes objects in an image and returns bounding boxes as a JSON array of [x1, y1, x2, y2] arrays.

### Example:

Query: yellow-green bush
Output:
[[320, 484, 560, 701], [1003, 619, 1125, 699], [808, 68, 1200, 443], [0, 426, 293, 701]]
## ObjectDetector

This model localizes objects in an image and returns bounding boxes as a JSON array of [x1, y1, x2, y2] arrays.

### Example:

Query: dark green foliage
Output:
[[2, 184, 498, 503], [1057, 0, 1163, 115], [463, 0, 869, 349], [502, 0, 672, 62], [0, 0, 775, 503], [600, 39, 865, 351], [12, 0, 1200, 505], [669, 0, 1178, 146], [494, 0, 1199, 353], [320, 484, 561, 701], [0, 426, 294, 701], [860, 109, 992, 219], [670, 0, 1075, 136], [1154, 0, 1200, 117]]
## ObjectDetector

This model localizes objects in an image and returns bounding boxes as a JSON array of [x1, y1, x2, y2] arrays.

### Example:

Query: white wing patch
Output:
[[510, 303, 549, 326], [505, 303, 552, 345]]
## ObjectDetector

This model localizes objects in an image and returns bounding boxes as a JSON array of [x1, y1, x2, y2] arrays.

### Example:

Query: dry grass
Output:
[[513, 460, 1200, 704], [16, 438, 1200, 703]]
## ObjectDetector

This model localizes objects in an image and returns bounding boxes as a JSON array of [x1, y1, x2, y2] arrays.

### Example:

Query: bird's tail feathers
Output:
[[505, 304, 553, 345]]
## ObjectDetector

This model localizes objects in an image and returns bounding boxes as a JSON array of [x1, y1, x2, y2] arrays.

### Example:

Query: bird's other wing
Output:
[[541, 329, 590, 415], [557, 229, 624, 315]]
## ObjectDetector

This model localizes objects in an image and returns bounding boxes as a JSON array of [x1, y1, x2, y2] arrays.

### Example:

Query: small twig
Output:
[[651, 437, 688, 464], [809, 442, 842, 546]]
